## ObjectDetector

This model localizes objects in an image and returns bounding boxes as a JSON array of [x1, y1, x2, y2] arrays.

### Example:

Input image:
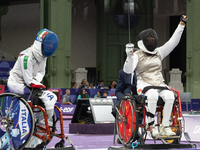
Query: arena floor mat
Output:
[[108, 144, 197, 150], [23, 146, 75, 150]]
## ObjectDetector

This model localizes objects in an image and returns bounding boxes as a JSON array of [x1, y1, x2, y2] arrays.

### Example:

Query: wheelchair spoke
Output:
[[122, 100, 127, 145], [11, 99, 20, 110], [122, 100, 127, 116], [5, 98, 14, 119], [6, 127, 15, 150], [0, 107, 3, 117], [115, 106, 122, 118], [0, 98, 4, 117]]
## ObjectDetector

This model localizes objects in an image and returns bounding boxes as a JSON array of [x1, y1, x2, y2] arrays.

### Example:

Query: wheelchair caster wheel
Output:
[[55, 139, 65, 148], [126, 143, 132, 149], [36, 142, 46, 150], [191, 144, 197, 148]]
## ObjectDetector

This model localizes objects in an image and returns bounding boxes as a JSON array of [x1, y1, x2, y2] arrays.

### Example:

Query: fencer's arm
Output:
[[34, 59, 47, 82], [123, 43, 138, 74], [20, 56, 45, 87], [158, 24, 185, 60], [158, 15, 187, 60], [123, 43, 134, 74]]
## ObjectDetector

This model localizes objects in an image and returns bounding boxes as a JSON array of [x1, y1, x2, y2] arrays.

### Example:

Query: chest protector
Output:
[[135, 50, 164, 86]]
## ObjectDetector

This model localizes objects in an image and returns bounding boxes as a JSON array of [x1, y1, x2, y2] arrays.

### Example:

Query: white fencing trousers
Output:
[[7, 80, 57, 117], [7, 79, 25, 95], [145, 89, 174, 126]]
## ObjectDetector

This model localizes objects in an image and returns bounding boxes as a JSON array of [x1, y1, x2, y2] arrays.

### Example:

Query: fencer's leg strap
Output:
[[146, 112, 155, 126]]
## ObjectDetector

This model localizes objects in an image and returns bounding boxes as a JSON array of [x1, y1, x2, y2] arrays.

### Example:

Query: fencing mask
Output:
[[138, 28, 158, 54], [36, 29, 59, 57]]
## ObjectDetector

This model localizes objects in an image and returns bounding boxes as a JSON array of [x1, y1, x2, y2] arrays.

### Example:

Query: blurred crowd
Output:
[[62, 79, 117, 105], [71, 79, 117, 90]]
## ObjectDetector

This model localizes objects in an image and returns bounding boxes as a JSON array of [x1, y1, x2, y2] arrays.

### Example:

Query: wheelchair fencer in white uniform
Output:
[[123, 15, 187, 137], [7, 29, 59, 119]]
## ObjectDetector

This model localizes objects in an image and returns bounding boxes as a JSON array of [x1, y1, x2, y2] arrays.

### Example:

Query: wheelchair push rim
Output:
[[0, 93, 34, 150], [116, 94, 138, 144]]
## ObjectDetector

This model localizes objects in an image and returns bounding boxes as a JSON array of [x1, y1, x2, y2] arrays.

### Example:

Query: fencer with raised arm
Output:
[[123, 15, 187, 137]]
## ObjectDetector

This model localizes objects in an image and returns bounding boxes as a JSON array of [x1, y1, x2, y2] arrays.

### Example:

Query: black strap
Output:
[[147, 112, 155, 118], [148, 121, 154, 126], [142, 86, 169, 94], [140, 96, 146, 104], [147, 112, 155, 126]]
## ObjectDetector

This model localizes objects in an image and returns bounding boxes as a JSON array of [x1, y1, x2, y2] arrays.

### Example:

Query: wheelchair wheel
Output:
[[116, 94, 138, 144], [0, 93, 34, 150], [25, 109, 56, 148], [157, 106, 181, 144]]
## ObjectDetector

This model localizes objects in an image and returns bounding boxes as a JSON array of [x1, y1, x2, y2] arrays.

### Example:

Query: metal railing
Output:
[[0, 50, 16, 61]]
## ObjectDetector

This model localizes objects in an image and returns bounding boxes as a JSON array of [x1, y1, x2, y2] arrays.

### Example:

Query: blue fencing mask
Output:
[[36, 29, 59, 57]]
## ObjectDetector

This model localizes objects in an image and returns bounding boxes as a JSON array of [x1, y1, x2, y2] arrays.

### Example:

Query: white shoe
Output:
[[148, 126, 159, 137], [152, 127, 160, 137], [159, 125, 176, 136]]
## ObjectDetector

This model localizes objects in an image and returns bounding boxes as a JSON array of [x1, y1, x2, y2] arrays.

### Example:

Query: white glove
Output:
[[126, 43, 134, 57]]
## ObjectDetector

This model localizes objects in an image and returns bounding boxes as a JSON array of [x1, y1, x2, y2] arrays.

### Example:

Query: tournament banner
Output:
[[59, 104, 76, 115]]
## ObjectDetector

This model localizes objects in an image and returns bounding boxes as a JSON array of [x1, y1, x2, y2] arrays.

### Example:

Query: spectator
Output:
[[1, 56, 5, 61], [108, 81, 117, 89], [94, 91, 102, 98], [89, 82, 95, 89], [72, 82, 77, 89], [77, 88, 89, 100], [101, 90, 108, 98], [62, 89, 72, 105], [97, 80, 104, 89], [79, 79, 89, 89]]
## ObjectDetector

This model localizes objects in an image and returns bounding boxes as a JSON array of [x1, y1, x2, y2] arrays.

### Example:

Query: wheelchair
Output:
[[0, 88, 71, 150], [115, 86, 188, 147]]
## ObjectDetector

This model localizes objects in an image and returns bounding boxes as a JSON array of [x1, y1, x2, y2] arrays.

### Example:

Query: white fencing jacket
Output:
[[8, 40, 47, 87], [123, 24, 185, 90]]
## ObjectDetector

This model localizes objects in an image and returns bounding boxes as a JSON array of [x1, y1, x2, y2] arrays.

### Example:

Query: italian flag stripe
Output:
[[21, 132, 29, 139], [38, 30, 48, 38], [41, 32, 48, 38]]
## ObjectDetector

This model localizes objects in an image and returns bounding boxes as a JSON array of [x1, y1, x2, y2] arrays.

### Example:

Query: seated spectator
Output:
[[89, 83, 95, 89], [79, 79, 89, 89], [0, 56, 10, 68], [1, 56, 5, 61], [97, 80, 104, 89], [101, 90, 108, 98], [94, 91, 102, 98], [108, 81, 117, 89], [77, 88, 89, 100], [72, 82, 77, 89], [62, 89, 72, 105]]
